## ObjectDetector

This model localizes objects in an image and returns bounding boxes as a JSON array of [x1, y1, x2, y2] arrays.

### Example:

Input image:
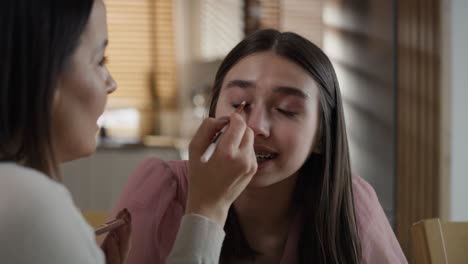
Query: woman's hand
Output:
[[101, 209, 132, 264], [187, 113, 257, 226]]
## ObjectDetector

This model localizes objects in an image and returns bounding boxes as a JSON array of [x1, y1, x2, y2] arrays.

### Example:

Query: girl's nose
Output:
[[245, 105, 270, 138], [106, 73, 117, 94]]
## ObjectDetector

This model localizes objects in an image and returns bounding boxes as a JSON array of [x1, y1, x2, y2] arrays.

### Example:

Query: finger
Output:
[[103, 232, 120, 264], [239, 126, 254, 151], [239, 127, 258, 176], [190, 117, 229, 157], [217, 113, 246, 155], [115, 209, 132, 261]]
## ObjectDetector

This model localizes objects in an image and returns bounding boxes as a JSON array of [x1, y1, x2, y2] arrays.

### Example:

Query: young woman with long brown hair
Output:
[[112, 29, 407, 263]]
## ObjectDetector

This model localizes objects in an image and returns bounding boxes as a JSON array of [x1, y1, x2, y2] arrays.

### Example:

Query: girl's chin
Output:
[[71, 140, 98, 161], [246, 173, 279, 188], [246, 178, 271, 188], [256, 158, 275, 170]]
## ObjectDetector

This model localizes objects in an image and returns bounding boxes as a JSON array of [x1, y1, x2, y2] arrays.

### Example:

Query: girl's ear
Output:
[[312, 140, 321, 154], [312, 117, 322, 154], [52, 87, 61, 112]]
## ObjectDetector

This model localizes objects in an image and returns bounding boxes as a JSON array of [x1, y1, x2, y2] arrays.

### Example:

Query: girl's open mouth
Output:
[[255, 152, 278, 163]]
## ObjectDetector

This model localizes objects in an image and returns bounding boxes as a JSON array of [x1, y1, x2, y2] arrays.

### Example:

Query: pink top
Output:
[[112, 158, 407, 264]]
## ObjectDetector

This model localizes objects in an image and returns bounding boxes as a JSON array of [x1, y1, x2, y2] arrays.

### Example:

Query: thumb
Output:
[[189, 117, 229, 157]]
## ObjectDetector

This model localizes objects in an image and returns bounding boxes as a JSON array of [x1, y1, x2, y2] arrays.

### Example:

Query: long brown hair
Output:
[[208, 29, 361, 263], [0, 0, 94, 179]]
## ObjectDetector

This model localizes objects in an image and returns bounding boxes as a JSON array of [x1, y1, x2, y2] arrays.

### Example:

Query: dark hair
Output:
[[0, 0, 94, 179], [209, 29, 361, 263]]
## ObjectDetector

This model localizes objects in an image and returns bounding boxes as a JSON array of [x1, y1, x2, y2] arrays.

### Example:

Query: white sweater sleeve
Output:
[[0, 164, 105, 264], [166, 214, 226, 264]]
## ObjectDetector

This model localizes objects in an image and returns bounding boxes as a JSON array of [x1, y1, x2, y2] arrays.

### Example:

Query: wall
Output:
[[174, 0, 223, 139], [62, 147, 180, 211], [442, 0, 468, 221], [395, 0, 442, 254], [323, 0, 397, 226]]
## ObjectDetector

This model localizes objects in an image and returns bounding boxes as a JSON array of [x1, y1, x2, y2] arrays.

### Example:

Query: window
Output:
[[101, 0, 177, 140], [194, 0, 245, 61], [246, 0, 323, 46], [280, 0, 323, 46]]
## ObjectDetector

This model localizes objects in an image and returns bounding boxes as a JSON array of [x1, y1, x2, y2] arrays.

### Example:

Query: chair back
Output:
[[82, 211, 110, 228], [412, 218, 468, 264]]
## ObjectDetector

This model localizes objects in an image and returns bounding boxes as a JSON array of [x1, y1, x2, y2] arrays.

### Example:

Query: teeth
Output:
[[255, 152, 274, 160]]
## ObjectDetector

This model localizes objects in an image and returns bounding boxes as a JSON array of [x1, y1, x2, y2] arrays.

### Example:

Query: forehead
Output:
[[222, 51, 318, 96], [80, 0, 107, 46]]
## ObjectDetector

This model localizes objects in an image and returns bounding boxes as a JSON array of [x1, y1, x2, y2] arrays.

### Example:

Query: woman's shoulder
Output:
[[0, 163, 69, 210], [0, 162, 57, 184], [0, 163, 105, 263], [0, 162, 80, 228]]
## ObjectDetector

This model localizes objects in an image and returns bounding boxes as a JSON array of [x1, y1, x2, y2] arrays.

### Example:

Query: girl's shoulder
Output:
[[351, 175, 408, 263], [351, 175, 378, 204], [110, 158, 190, 263], [351, 175, 385, 229], [118, 158, 189, 209]]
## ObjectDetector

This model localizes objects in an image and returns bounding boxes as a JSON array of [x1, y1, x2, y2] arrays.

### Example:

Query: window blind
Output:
[[195, 0, 244, 61], [251, 0, 323, 46], [105, 0, 154, 110], [280, 0, 323, 46], [154, 0, 178, 110], [102, 0, 177, 138], [259, 0, 280, 29]]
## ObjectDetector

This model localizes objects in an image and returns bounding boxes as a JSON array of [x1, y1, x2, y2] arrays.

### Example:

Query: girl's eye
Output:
[[99, 56, 108, 67], [276, 108, 298, 118], [232, 103, 248, 109]]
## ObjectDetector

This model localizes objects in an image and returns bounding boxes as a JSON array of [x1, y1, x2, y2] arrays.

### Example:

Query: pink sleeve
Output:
[[110, 158, 188, 264], [353, 176, 408, 264]]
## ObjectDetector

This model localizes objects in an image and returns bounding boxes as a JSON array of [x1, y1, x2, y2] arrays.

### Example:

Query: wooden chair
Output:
[[82, 211, 111, 243], [82, 211, 110, 228], [411, 218, 468, 264]]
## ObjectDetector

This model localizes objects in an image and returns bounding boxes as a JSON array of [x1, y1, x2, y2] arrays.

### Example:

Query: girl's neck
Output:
[[234, 173, 299, 236]]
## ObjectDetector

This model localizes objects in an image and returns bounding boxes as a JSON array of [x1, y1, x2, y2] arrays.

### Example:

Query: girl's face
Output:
[[215, 51, 321, 187], [53, 0, 116, 162]]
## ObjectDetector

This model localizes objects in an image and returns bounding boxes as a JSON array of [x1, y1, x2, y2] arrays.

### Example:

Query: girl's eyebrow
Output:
[[273, 86, 310, 99], [94, 38, 108, 56], [225, 79, 254, 89], [100, 38, 109, 50], [225, 79, 310, 99]]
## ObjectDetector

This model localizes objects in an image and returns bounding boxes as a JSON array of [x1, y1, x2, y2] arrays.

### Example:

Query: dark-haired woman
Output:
[[0, 0, 246, 263]]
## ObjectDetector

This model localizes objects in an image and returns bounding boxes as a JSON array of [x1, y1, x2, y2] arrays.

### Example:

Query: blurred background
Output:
[[61, 0, 468, 258]]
